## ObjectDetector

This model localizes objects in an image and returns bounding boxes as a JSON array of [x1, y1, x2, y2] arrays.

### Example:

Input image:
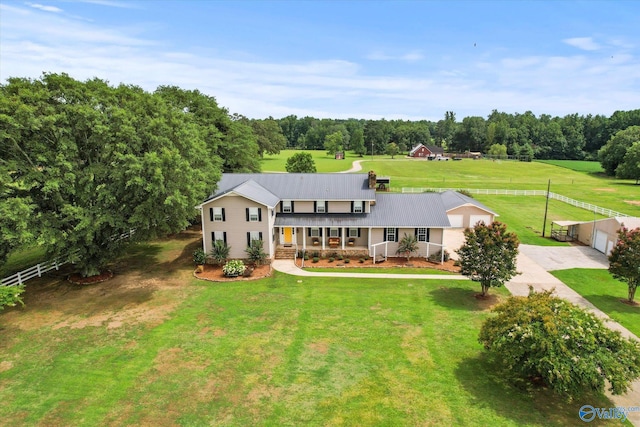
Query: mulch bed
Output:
[[68, 270, 114, 285], [302, 256, 460, 272], [194, 264, 272, 282]]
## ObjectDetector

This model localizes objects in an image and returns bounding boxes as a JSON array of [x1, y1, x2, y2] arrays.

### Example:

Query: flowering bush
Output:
[[222, 259, 245, 277], [479, 288, 640, 398]]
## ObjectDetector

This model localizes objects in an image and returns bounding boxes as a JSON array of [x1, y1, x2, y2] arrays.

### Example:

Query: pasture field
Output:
[[552, 268, 640, 337], [535, 160, 605, 174], [0, 231, 623, 426], [261, 149, 372, 173]]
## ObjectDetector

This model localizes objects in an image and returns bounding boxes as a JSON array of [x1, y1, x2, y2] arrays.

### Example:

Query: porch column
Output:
[[302, 226, 306, 251], [341, 227, 345, 250], [322, 227, 326, 250], [368, 227, 372, 256]]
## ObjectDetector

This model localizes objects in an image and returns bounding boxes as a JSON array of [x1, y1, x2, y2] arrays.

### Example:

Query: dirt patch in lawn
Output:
[[594, 188, 616, 192], [304, 256, 460, 272], [624, 200, 640, 206]]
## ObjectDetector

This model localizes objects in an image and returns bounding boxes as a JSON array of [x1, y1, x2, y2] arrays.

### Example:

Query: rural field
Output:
[[0, 230, 625, 426]]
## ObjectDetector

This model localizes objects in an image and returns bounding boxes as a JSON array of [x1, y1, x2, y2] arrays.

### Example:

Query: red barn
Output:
[[409, 144, 444, 158]]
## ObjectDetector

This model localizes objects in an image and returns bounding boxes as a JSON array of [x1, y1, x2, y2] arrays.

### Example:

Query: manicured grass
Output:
[[262, 149, 374, 173], [0, 233, 623, 426], [304, 266, 456, 275], [551, 268, 640, 337], [536, 160, 605, 174]]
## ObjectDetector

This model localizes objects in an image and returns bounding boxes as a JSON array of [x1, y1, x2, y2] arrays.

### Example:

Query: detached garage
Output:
[[440, 191, 498, 229], [574, 216, 640, 255]]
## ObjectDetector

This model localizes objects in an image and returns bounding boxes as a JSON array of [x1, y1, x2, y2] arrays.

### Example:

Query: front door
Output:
[[284, 227, 293, 246]]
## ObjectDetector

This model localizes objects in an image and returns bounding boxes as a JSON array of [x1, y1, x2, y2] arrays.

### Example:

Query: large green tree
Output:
[[599, 126, 640, 176], [456, 221, 520, 297], [250, 118, 287, 158], [324, 131, 343, 156], [616, 142, 640, 184], [608, 226, 640, 303], [1, 74, 223, 276], [480, 289, 640, 398], [285, 152, 316, 173], [350, 128, 366, 157]]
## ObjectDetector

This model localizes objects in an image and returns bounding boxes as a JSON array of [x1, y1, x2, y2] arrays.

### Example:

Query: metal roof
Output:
[[204, 173, 375, 203], [440, 190, 497, 215], [275, 193, 451, 228]]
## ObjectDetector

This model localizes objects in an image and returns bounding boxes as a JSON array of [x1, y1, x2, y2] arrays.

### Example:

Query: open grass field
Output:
[[0, 231, 624, 426], [536, 160, 605, 174], [551, 268, 640, 337], [262, 149, 370, 173]]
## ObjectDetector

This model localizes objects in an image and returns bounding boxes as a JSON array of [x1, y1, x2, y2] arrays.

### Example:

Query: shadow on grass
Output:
[[430, 286, 500, 311], [455, 353, 621, 426]]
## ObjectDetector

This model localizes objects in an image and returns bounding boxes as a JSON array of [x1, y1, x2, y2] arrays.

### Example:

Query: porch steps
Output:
[[275, 247, 297, 259]]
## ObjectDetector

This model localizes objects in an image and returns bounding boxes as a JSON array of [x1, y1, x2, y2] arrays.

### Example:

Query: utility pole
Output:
[[542, 179, 551, 237], [371, 140, 374, 162]]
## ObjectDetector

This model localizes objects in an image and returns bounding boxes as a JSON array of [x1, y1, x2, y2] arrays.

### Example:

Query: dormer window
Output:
[[353, 201, 363, 213], [282, 200, 292, 213], [315, 200, 326, 213]]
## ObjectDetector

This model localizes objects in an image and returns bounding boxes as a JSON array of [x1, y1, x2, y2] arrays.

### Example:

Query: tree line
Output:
[[276, 109, 640, 161]]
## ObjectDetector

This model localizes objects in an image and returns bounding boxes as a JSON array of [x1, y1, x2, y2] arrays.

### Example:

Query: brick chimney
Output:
[[368, 171, 376, 189]]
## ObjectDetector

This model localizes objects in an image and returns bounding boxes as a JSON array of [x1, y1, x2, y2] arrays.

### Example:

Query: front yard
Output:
[[0, 231, 625, 426]]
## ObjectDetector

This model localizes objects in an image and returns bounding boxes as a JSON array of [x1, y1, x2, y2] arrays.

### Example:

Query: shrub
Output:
[[210, 240, 230, 265], [328, 257, 335, 262], [344, 258, 350, 264], [428, 249, 450, 262], [245, 239, 267, 265], [222, 260, 246, 277], [312, 257, 319, 263], [0, 285, 25, 311], [359, 258, 365, 263], [303, 254, 309, 261], [193, 248, 207, 265], [479, 289, 640, 398], [338, 254, 344, 260]]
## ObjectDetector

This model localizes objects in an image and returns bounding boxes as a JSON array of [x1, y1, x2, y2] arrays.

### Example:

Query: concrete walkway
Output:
[[339, 159, 364, 173], [273, 244, 640, 424]]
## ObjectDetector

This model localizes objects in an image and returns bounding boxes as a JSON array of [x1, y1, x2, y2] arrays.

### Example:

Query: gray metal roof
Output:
[[204, 173, 375, 202], [440, 190, 497, 215], [224, 180, 280, 207], [275, 193, 451, 228]]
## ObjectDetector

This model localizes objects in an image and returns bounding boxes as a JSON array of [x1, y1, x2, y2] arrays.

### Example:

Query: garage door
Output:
[[593, 229, 608, 253], [448, 215, 464, 228], [469, 215, 492, 227]]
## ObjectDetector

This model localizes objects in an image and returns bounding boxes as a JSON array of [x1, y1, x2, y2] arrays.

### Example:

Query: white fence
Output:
[[402, 188, 632, 218], [1, 228, 135, 287]]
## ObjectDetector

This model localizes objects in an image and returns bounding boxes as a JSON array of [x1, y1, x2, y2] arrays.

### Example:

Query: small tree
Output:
[[285, 152, 317, 173], [487, 143, 508, 159], [210, 240, 231, 266], [479, 289, 640, 398], [608, 226, 640, 303], [385, 142, 399, 159], [396, 233, 419, 262], [245, 239, 267, 265], [456, 221, 519, 297]]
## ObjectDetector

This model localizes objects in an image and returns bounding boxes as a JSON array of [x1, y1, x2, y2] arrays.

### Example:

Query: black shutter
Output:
[[291, 201, 294, 213], [247, 232, 250, 246], [259, 232, 263, 240], [325, 201, 329, 213], [384, 228, 389, 241], [427, 228, 430, 242], [415, 228, 418, 237], [358, 228, 361, 237], [222, 208, 226, 222], [223, 232, 227, 244], [279, 202, 282, 213], [395, 228, 399, 242], [209, 208, 213, 222], [338, 228, 342, 237], [211, 232, 215, 245], [351, 201, 354, 213], [308, 228, 311, 237], [246, 208, 249, 222], [258, 208, 262, 221], [319, 228, 323, 236], [314, 201, 317, 212]]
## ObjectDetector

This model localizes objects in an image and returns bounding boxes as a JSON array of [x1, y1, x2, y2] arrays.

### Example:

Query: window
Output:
[[282, 200, 292, 213], [385, 228, 396, 242], [310, 228, 320, 237], [250, 231, 261, 242], [349, 228, 359, 238], [247, 207, 260, 222], [210, 207, 224, 222], [353, 201, 363, 213], [211, 231, 226, 243], [416, 228, 428, 242], [329, 228, 339, 237], [316, 200, 326, 213]]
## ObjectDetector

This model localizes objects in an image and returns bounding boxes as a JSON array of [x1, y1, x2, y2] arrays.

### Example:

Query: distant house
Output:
[[409, 144, 445, 158], [197, 172, 497, 261]]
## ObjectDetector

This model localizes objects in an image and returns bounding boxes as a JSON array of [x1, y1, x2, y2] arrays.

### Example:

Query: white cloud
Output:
[[366, 50, 424, 62], [563, 37, 601, 51], [25, 2, 62, 13]]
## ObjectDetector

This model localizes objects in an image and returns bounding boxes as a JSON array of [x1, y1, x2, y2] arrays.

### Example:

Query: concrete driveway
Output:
[[518, 244, 609, 271]]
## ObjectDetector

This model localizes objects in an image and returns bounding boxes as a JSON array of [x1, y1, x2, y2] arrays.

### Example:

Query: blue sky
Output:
[[1, 0, 639, 120]]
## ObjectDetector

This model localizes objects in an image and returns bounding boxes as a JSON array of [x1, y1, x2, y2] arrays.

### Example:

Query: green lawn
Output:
[[0, 233, 623, 426], [262, 149, 373, 173], [551, 268, 640, 337], [536, 160, 605, 174], [0, 245, 47, 278]]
